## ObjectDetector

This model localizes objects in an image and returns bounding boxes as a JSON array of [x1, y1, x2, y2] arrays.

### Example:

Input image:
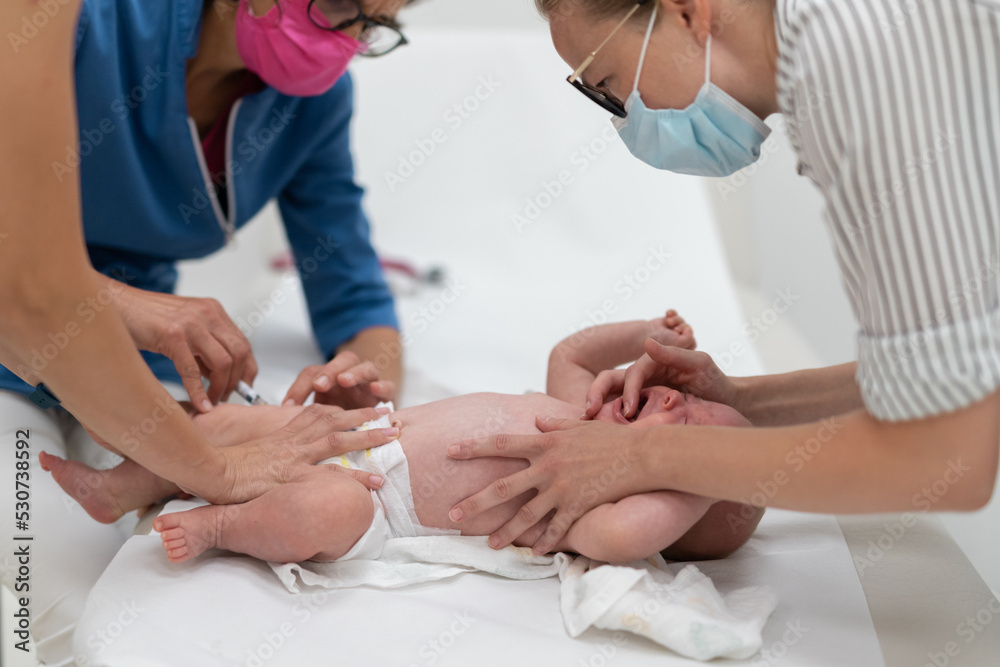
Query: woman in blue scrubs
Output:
[[0, 0, 411, 662], [34, 0, 410, 413]]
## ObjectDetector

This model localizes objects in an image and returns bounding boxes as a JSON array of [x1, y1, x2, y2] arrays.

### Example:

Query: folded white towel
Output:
[[269, 536, 777, 661], [559, 553, 777, 661]]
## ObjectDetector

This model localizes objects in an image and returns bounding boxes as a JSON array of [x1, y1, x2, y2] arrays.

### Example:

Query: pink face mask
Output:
[[235, 0, 363, 97]]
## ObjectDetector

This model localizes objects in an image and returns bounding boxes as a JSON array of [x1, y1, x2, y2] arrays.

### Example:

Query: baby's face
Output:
[[593, 387, 750, 428]]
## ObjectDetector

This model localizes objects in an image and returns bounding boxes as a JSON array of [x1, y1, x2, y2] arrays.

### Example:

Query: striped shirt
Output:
[[775, 0, 1000, 421]]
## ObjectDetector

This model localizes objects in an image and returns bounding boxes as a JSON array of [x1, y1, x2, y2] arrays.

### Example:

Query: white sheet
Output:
[[76, 511, 879, 667], [77, 29, 885, 667], [268, 534, 778, 660]]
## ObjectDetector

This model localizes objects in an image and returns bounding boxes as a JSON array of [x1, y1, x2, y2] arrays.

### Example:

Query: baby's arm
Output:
[[555, 491, 714, 564], [546, 310, 695, 406]]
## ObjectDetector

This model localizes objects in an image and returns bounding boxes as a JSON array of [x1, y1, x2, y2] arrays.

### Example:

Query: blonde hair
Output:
[[535, 0, 654, 23]]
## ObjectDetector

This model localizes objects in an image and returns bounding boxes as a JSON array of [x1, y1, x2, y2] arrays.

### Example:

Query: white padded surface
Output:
[[76, 511, 882, 666]]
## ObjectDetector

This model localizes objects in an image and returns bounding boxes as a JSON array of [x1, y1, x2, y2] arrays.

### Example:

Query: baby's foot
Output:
[[39, 451, 127, 524], [155, 505, 233, 563], [664, 310, 697, 349]]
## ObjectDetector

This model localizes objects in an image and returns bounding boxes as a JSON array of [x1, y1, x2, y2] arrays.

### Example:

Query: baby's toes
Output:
[[163, 539, 188, 555], [160, 529, 191, 562], [159, 526, 185, 543], [665, 311, 686, 327], [164, 544, 191, 563], [677, 325, 697, 349], [38, 451, 65, 475]]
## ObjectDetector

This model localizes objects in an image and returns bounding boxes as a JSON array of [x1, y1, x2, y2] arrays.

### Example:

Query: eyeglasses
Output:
[[566, 0, 652, 118], [307, 0, 409, 58]]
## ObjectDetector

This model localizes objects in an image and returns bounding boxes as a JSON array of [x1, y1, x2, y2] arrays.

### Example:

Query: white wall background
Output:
[[403, 0, 548, 31]]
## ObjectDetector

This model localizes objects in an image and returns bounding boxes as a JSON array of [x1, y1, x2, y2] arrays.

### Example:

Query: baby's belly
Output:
[[395, 393, 580, 535]]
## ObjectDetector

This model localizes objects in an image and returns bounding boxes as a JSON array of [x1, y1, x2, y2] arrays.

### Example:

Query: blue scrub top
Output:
[[0, 0, 398, 395]]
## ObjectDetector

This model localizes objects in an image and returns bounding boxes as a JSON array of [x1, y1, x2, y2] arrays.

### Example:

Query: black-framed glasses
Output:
[[566, 0, 652, 118], [307, 0, 409, 57]]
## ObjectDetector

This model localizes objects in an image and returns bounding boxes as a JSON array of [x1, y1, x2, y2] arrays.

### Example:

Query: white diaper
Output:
[[321, 403, 458, 562]]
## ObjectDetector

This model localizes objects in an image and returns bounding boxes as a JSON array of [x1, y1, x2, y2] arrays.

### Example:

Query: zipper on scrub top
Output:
[[222, 99, 242, 243], [186, 106, 238, 246]]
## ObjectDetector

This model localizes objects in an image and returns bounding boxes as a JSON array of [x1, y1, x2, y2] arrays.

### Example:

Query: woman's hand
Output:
[[209, 404, 399, 504], [447, 417, 648, 555], [282, 350, 395, 409], [113, 281, 258, 413], [584, 338, 740, 419]]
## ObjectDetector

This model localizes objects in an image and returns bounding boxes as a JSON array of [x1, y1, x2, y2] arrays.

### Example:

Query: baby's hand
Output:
[[648, 309, 697, 350]]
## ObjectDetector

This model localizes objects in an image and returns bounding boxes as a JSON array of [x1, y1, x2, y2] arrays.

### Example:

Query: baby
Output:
[[43, 311, 763, 565]]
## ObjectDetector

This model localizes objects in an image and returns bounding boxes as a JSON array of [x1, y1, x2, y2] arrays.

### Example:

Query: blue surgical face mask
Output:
[[613, 6, 771, 177]]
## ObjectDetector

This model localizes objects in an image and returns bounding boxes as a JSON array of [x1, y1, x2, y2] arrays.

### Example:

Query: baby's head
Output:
[[593, 387, 750, 428]]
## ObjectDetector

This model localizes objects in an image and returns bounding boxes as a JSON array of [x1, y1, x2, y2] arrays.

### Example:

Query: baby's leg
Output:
[[39, 452, 180, 524], [557, 491, 713, 563], [154, 470, 374, 564], [38, 404, 310, 524], [664, 309, 697, 350]]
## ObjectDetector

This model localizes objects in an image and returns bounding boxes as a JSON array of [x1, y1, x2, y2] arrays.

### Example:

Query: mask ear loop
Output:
[[630, 4, 659, 99], [704, 34, 713, 86]]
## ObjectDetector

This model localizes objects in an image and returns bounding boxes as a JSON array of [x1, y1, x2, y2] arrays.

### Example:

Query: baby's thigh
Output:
[[280, 469, 373, 511], [286, 470, 375, 534]]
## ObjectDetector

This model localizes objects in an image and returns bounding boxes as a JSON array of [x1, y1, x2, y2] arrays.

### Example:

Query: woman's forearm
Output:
[[733, 363, 862, 426], [638, 390, 999, 513], [2, 276, 227, 493], [337, 326, 404, 389], [0, 1, 227, 498]]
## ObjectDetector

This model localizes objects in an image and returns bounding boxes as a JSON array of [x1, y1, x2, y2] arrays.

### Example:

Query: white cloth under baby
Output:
[[269, 536, 777, 661]]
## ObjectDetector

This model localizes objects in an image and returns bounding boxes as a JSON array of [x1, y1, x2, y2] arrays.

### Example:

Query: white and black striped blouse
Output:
[[775, 0, 1000, 420]]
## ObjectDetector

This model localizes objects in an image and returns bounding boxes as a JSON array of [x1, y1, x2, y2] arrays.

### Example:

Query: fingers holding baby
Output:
[[584, 309, 703, 419], [283, 351, 395, 410]]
